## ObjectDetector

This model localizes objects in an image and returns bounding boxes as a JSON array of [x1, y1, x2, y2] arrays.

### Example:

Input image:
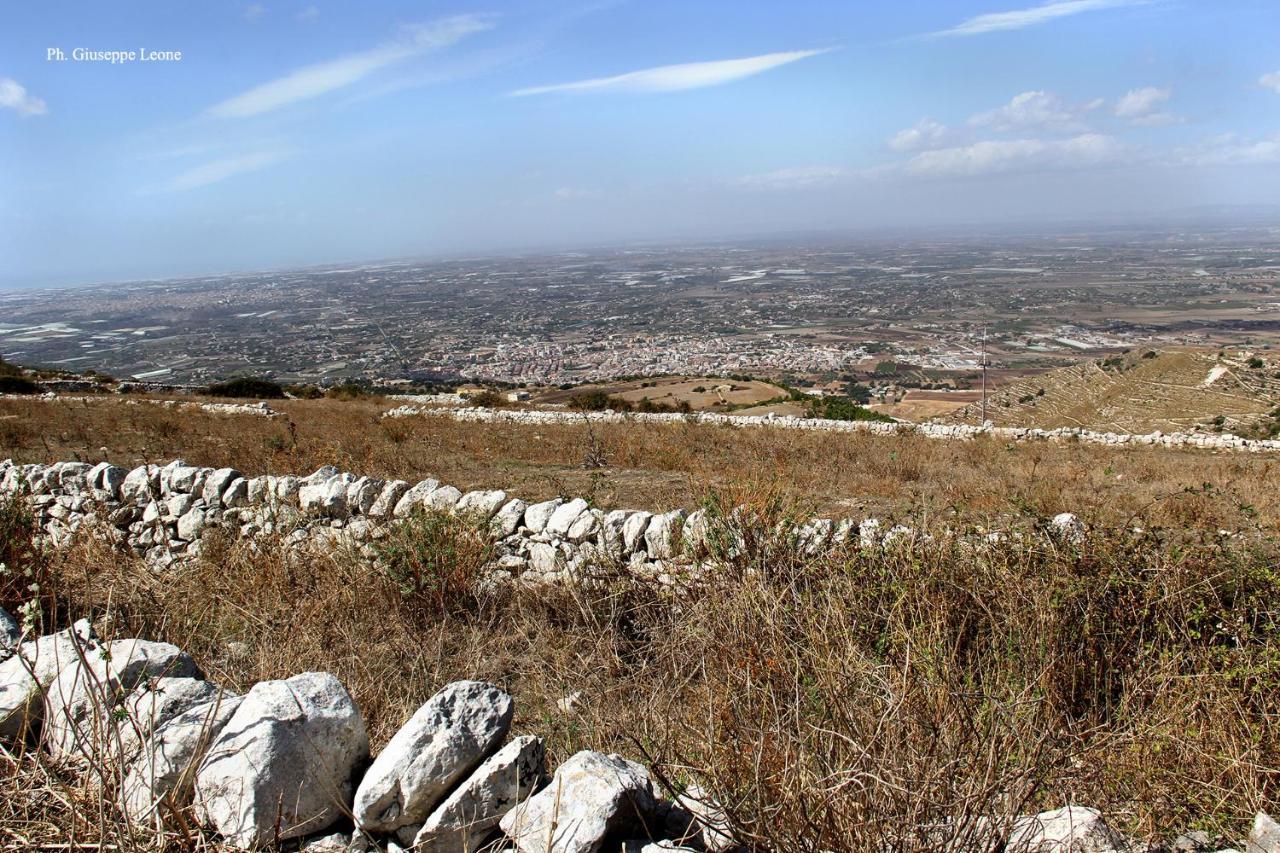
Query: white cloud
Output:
[[552, 187, 599, 200], [510, 49, 829, 97], [969, 90, 1093, 132], [889, 118, 948, 152], [297, 5, 320, 23], [159, 151, 290, 192], [734, 165, 849, 190], [0, 78, 47, 116], [244, 3, 266, 21], [1113, 85, 1178, 125], [207, 14, 493, 118], [903, 133, 1124, 177], [929, 0, 1145, 37], [1259, 72, 1280, 94], [1176, 133, 1280, 167]]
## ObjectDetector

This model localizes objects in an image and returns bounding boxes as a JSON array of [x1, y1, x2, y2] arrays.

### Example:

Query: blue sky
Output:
[[2, 0, 1279, 287]]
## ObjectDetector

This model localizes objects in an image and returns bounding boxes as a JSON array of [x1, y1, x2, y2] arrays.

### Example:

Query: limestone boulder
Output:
[[412, 734, 546, 851], [499, 750, 657, 853], [120, 691, 242, 828], [523, 499, 563, 534], [43, 638, 202, 760], [1006, 806, 1125, 852], [491, 499, 528, 538], [369, 480, 410, 519], [456, 489, 509, 520], [194, 672, 369, 848], [393, 479, 441, 518], [645, 511, 686, 560], [0, 619, 99, 741], [545, 498, 589, 538], [354, 680, 513, 839]]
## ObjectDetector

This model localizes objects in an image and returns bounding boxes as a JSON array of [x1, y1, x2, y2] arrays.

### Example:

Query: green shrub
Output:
[[202, 377, 285, 399], [0, 375, 42, 395], [372, 509, 495, 616]]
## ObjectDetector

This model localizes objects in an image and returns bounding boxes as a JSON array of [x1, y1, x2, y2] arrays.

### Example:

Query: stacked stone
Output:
[[381, 405, 1280, 454]]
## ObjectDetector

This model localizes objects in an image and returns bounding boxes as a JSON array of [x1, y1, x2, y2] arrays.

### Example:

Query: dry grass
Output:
[[3, 395, 1280, 533], [2, 485, 1278, 850]]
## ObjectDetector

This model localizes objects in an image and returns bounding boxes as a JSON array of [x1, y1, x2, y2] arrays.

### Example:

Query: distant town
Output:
[[2, 227, 1278, 393]]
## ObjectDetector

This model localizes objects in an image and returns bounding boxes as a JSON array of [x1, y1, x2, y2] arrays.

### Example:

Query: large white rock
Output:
[[393, 479, 441, 518], [354, 680, 514, 839], [0, 619, 98, 741], [346, 476, 384, 516], [1006, 806, 1125, 852], [194, 672, 369, 848], [546, 498, 589, 538], [645, 510, 687, 560], [425, 484, 462, 511], [201, 468, 241, 509], [523, 499, 563, 534], [121, 465, 160, 505], [456, 489, 509, 520], [43, 638, 202, 760], [491, 499, 528, 538], [411, 734, 546, 851], [1248, 812, 1280, 853], [500, 751, 657, 853], [117, 677, 222, 758], [622, 512, 652, 554], [369, 480, 410, 519], [120, 691, 242, 828], [566, 509, 603, 545]]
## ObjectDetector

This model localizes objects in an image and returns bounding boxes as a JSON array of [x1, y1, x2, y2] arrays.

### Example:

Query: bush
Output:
[[468, 390, 506, 408], [202, 377, 285, 399], [0, 375, 42, 395], [0, 493, 51, 634], [325, 381, 370, 401], [372, 509, 495, 616], [569, 390, 632, 412], [808, 395, 895, 422]]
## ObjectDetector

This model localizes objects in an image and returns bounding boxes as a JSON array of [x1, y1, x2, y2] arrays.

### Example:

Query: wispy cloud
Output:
[[1113, 85, 1179, 125], [243, 3, 266, 21], [158, 151, 291, 192], [0, 78, 47, 117], [510, 48, 829, 97], [734, 165, 849, 190], [1176, 133, 1280, 167], [969, 90, 1098, 132], [928, 0, 1146, 38], [206, 14, 493, 118], [1259, 71, 1280, 95], [889, 118, 948, 152], [903, 134, 1124, 177], [297, 5, 319, 23]]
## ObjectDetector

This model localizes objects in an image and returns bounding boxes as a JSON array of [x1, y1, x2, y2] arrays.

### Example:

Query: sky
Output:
[[2, 0, 1279, 287]]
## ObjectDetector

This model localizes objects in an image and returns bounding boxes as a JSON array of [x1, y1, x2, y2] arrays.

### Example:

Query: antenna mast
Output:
[[980, 327, 989, 426]]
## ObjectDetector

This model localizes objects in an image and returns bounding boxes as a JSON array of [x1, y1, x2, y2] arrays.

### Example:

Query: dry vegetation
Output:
[[3, 394, 1280, 533], [1, 483, 1278, 850]]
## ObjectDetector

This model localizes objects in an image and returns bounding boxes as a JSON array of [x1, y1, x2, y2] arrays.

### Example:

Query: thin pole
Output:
[[980, 327, 988, 426]]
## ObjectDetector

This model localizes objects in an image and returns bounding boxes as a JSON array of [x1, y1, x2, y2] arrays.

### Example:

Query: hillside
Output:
[[945, 348, 1280, 435]]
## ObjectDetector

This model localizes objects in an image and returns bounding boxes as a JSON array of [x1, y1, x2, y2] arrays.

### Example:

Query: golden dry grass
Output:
[[3, 395, 1279, 533]]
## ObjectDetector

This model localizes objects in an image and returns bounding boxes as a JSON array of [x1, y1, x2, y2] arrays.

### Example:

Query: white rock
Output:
[[1050, 512, 1086, 544], [601, 510, 632, 556], [221, 477, 249, 509], [176, 508, 206, 541], [0, 619, 99, 741], [412, 734, 546, 852], [201, 468, 241, 509], [1248, 812, 1280, 853], [645, 510, 687, 560], [676, 783, 738, 852], [457, 489, 509, 520], [346, 476, 384, 516], [194, 672, 369, 848], [499, 750, 657, 853], [546, 498, 589, 538], [622, 512, 652, 554], [523, 499, 563, 534], [43, 638, 202, 760], [393, 479, 441, 518], [491, 499, 528, 538], [353, 680, 513, 839], [369, 480, 410, 518], [121, 466, 160, 505], [121, 691, 242, 828], [1006, 806, 1125, 852], [425, 485, 462, 511], [566, 508, 603, 544]]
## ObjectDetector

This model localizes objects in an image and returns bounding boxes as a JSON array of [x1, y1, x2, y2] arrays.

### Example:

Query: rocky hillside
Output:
[[945, 348, 1280, 435]]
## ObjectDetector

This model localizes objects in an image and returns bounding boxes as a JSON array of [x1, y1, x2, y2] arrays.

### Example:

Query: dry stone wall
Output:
[[0, 457, 906, 582], [384, 405, 1280, 454]]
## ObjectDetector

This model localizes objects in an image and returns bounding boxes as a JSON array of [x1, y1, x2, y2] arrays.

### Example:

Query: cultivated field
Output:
[[533, 376, 782, 411]]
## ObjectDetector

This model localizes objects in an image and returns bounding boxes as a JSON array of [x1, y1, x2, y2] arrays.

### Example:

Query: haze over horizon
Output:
[[4, 0, 1280, 288]]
